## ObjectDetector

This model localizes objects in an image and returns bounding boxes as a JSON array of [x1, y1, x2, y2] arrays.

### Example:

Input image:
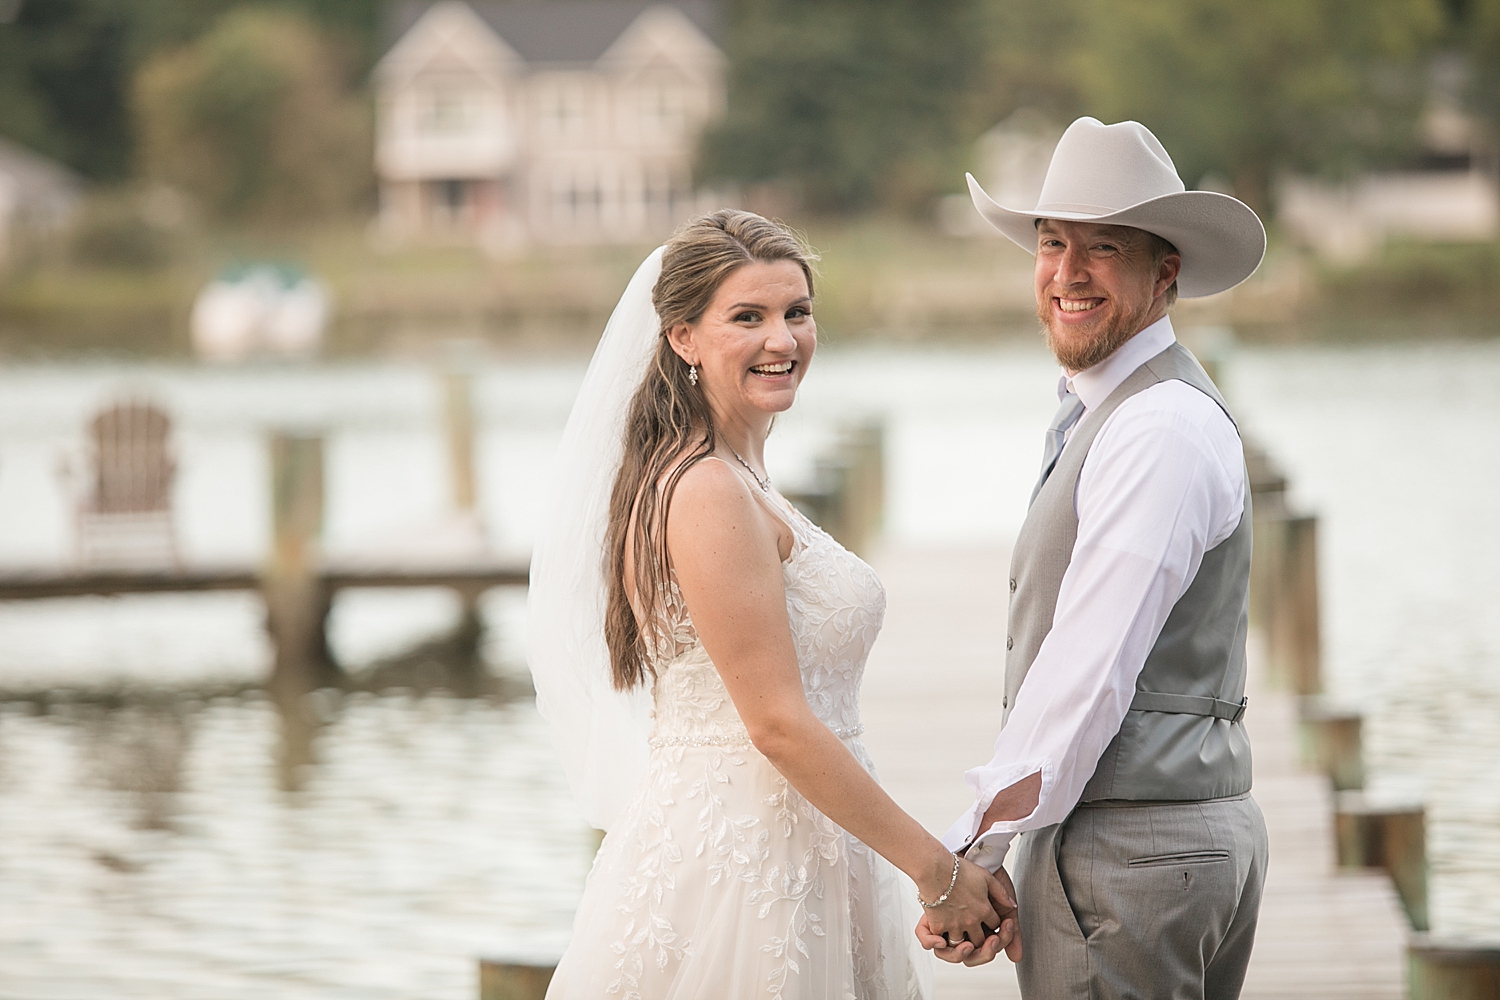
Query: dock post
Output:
[[478, 957, 555, 1000], [1334, 792, 1429, 931], [1408, 936, 1500, 1000], [443, 370, 478, 516], [842, 422, 884, 558], [263, 433, 337, 789], [1263, 512, 1322, 695], [1299, 700, 1365, 790], [1246, 445, 1289, 684], [442, 369, 488, 685]]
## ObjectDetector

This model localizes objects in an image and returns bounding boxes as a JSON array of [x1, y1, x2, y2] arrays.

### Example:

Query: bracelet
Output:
[[918, 853, 961, 909]]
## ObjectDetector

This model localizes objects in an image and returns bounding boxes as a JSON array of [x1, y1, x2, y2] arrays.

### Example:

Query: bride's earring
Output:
[[688, 364, 698, 386]]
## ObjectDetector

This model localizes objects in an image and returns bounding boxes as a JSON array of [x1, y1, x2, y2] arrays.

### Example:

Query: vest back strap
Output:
[[1129, 692, 1248, 723]]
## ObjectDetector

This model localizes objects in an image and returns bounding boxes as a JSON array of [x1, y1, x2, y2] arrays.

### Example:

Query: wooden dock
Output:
[[859, 544, 1410, 1000], [0, 558, 529, 601]]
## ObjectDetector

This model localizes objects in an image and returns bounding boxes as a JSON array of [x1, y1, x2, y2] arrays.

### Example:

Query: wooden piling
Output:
[[1246, 443, 1289, 676], [263, 433, 338, 697], [478, 957, 556, 1000], [1259, 511, 1322, 695], [1298, 699, 1365, 791], [442, 369, 491, 682], [784, 421, 885, 558], [443, 371, 478, 515], [841, 422, 884, 557], [1408, 936, 1500, 1000], [1334, 792, 1429, 931]]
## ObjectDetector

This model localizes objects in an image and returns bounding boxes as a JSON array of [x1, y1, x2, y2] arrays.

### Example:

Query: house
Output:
[[938, 111, 1063, 238], [373, 0, 725, 248], [0, 137, 81, 266], [1278, 62, 1500, 262]]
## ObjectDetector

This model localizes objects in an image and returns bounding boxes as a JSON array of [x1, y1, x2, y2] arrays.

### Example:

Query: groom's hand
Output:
[[987, 866, 1023, 963], [914, 867, 1022, 966]]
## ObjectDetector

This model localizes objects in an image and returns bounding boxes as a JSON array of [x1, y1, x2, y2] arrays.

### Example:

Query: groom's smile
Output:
[[1034, 218, 1179, 373], [1054, 296, 1105, 316]]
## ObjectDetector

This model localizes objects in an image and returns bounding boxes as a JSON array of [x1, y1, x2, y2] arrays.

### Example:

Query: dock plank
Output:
[[859, 545, 1409, 1000], [0, 559, 529, 600]]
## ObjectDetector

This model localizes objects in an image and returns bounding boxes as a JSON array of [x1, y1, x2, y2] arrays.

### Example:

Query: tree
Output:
[[0, 0, 134, 179], [1063, 0, 1445, 211], [132, 6, 370, 224], [0, 0, 382, 183], [699, 0, 989, 213], [1465, 0, 1500, 147]]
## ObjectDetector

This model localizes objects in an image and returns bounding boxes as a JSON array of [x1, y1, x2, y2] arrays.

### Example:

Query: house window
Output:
[[645, 167, 690, 220], [540, 80, 588, 137], [551, 168, 601, 228], [437, 179, 465, 211], [639, 81, 686, 135], [428, 179, 469, 226], [421, 87, 474, 134]]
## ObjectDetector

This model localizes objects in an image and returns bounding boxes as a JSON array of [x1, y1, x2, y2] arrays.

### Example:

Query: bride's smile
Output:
[[667, 258, 816, 443]]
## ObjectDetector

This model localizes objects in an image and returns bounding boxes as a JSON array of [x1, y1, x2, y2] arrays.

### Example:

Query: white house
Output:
[[373, 0, 725, 248], [938, 111, 1063, 238], [1277, 66, 1500, 263]]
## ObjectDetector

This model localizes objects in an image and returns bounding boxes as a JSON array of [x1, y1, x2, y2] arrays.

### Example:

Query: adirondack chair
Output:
[[74, 400, 179, 567]]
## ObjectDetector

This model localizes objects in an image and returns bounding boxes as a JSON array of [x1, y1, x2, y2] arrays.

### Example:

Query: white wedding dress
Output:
[[546, 465, 933, 1000]]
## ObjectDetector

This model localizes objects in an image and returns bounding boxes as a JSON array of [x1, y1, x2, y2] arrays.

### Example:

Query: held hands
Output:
[[914, 863, 1022, 967]]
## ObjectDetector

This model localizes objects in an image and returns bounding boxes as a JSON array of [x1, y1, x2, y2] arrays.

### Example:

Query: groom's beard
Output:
[[1039, 295, 1154, 372]]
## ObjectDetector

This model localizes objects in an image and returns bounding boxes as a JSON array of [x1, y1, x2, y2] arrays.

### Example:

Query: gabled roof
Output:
[[385, 1, 720, 66]]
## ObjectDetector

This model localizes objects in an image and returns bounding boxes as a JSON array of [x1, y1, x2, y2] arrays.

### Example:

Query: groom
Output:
[[923, 117, 1270, 998]]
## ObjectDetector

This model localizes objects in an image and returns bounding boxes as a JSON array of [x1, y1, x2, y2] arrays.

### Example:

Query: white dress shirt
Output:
[[942, 316, 1246, 871]]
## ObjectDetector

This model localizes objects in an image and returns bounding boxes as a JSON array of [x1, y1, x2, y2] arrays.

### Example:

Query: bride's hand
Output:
[[913, 854, 1001, 952], [914, 865, 1021, 966]]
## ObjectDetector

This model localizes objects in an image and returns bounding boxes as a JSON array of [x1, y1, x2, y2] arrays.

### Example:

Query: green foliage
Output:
[[1062, 0, 1446, 210], [67, 192, 177, 271], [132, 6, 371, 224], [699, 0, 989, 213], [0, 0, 383, 181], [702, 0, 1449, 215], [1465, 0, 1500, 142], [0, 0, 134, 179], [1318, 238, 1500, 315]]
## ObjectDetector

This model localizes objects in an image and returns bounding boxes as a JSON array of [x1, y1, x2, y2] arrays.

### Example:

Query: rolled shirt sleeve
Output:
[[942, 379, 1245, 871]]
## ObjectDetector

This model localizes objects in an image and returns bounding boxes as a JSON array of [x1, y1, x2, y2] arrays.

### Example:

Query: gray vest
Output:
[[1005, 342, 1253, 802]]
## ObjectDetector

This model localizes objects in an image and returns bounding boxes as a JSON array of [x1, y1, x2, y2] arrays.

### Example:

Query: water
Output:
[[0, 694, 591, 1000], [0, 337, 1497, 995]]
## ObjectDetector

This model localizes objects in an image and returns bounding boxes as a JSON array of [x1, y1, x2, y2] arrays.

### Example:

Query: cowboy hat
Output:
[[967, 117, 1266, 298]]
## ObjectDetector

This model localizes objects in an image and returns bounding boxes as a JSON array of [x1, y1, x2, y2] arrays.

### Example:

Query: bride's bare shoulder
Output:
[[667, 454, 755, 515]]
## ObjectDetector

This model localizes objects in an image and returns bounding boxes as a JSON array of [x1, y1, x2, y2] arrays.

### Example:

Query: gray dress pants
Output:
[[1012, 794, 1268, 1000]]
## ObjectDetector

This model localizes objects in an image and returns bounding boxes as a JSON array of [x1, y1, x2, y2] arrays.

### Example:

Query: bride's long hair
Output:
[[604, 210, 816, 690]]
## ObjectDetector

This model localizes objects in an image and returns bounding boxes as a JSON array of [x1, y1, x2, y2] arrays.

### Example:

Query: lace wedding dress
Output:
[[546, 465, 933, 1000]]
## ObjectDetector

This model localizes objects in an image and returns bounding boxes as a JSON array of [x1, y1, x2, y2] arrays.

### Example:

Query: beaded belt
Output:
[[648, 723, 864, 750]]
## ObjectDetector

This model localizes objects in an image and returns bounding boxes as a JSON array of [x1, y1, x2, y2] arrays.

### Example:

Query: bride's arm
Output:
[[666, 458, 1006, 948]]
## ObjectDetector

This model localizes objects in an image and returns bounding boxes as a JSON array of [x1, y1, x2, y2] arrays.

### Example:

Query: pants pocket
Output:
[[1127, 849, 1230, 868]]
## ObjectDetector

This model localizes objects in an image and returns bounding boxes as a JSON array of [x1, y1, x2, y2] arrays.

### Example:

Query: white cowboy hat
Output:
[[968, 116, 1266, 298]]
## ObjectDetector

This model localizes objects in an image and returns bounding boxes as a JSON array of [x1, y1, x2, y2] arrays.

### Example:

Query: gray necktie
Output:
[[1029, 390, 1086, 506]]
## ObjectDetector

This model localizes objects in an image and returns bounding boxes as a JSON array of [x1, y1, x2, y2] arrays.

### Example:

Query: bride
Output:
[[529, 210, 1014, 999]]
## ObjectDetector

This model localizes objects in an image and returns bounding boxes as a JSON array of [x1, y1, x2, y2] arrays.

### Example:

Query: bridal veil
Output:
[[527, 248, 664, 831]]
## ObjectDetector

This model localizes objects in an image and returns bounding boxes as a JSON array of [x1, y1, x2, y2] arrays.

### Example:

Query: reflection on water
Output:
[[0, 693, 590, 1000]]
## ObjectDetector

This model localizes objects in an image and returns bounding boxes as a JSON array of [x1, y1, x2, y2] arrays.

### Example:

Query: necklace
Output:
[[727, 447, 770, 492]]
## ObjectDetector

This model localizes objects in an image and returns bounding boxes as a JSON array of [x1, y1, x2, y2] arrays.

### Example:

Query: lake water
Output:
[[1, 335, 1497, 996]]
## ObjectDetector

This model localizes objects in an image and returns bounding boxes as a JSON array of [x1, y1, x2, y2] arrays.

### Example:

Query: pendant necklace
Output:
[[728, 447, 770, 492]]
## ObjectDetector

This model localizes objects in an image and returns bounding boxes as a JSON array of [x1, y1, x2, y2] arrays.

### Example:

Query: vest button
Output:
[[1003, 696, 1008, 709], [1006, 636, 1013, 650], [1009, 578, 1017, 593]]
